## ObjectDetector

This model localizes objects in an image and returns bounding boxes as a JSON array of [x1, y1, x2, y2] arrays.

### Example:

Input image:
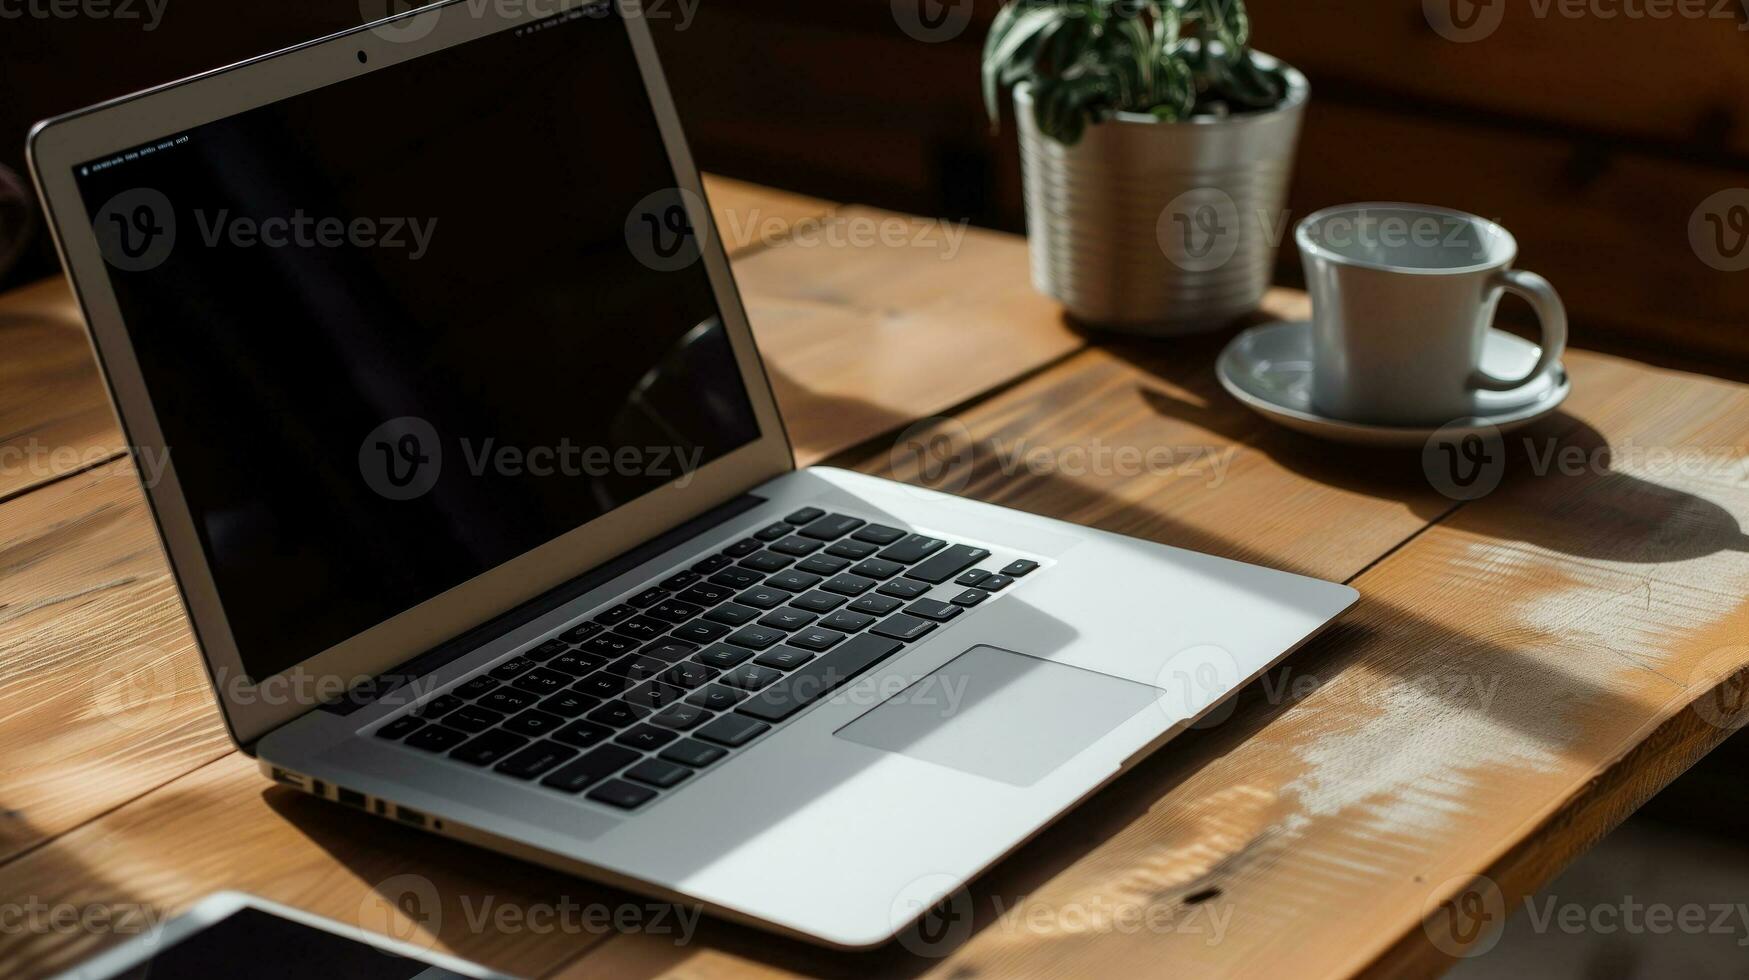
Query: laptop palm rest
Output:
[[834, 645, 1162, 787]]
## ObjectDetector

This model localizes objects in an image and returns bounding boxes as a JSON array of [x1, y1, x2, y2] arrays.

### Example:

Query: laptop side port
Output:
[[394, 805, 427, 827], [337, 787, 367, 809]]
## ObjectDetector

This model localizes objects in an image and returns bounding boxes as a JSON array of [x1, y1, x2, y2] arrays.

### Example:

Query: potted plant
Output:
[[983, 0, 1308, 334]]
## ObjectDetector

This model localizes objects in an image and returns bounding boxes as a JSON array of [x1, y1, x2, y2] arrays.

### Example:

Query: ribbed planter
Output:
[[1016, 56, 1308, 335]]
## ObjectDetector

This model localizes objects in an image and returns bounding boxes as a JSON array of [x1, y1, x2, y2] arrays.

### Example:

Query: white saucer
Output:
[[1215, 321, 1571, 448]]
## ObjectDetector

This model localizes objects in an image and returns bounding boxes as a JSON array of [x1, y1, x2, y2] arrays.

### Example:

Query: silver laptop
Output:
[[28, 0, 1356, 948]]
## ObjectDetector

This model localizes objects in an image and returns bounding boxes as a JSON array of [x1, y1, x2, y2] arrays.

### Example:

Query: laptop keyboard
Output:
[[370, 508, 1042, 811]]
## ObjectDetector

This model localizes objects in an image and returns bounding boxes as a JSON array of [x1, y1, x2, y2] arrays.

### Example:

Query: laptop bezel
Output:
[[26, 0, 795, 747]]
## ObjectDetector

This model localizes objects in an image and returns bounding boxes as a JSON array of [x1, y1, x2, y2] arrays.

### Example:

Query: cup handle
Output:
[[1471, 268, 1567, 392]]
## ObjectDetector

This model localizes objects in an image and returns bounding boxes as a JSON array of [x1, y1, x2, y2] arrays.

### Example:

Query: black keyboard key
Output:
[[647, 600, 703, 624], [735, 587, 789, 610], [375, 715, 425, 740], [722, 538, 762, 558], [852, 523, 907, 545], [737, 551, 793, 574], [849, 593, 904, 616], [455, 676, 499, 699], [478, 687, 539, 713], [623, 681, 688, 711], [548, 651, 605, 676], [450, 729, 528, 766], [709, 567, 762, 589], [494, 741, 578, 779], [876, 578, 930, 600], [604, 654, 670, 682], [955, 568, 992, 586], [551, 719, 613, 748], [670, 620, 732, 644], [615, 723, 678, 751], [879, 534, 947, 564], [754, 522, 792, 542], [574, 672, 632, 699], [503, 708, 566, 738], [649, 703, 709, 730], [640, 640, 699, 663], [532, 638, 571, 661], [719, 663, 785, 691], [1002, 559, 1040, 576], [561, 620, 604, 643], [819, 609, 876, 633], [685, 683, 747, 710], [768, 535, 823, 557], [595, 604, 637, 626], [798, 513, 865, 540], [737, 634, 904, 723], [758, 608, 817, 631], [766, 570, 824, 593], [489, 658, 536, 681], [785, 507, 826, 525], [796, 554, 851, 576], [689, 553, 732, 574], [825, 539, 880, 560], [446, 704, 504, 733], [695, 643, 755, 669], [725, 625, 786, 650], [587, 701, 649, 728], [704, 601, 761, 626], [511, 667, 573, 696], [413, 694, 464, 719], [951, 588, 989, 607], [905, 544, 992, 584], [821, 573, 877, 597], [661, 738, 729, 768], [789, 627, 846, 652], [982, 574, 1015, 591], [661, 661, 718, 689], [625, 758, 692, 788], [629, 586, 669, 608], [850, 558, 905, 580], [678, 582, 735, 605], [586, 779, 657, 809], [541, 744, 639, 793], [616, 616, 667, 640], [696, 714, 771, 748], [790, 590, 846, 613], [905, 598, 963, 623], [755, 646, 815, 671], [582, 633, 641, 657], [404, 724, 468, 752], [871, 614, 937, 641], [659, 570, 702, 592], [539, 691, 600, 718]]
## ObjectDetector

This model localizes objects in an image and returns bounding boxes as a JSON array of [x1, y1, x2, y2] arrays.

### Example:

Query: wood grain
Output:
[[0, 278, 122, 502]]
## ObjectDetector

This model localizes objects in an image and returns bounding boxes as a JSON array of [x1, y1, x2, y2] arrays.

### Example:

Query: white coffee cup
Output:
[[1295, 203, 1566, 426]]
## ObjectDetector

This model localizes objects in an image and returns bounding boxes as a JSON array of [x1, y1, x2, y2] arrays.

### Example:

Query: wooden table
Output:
[[2, 176, 1746, 979]]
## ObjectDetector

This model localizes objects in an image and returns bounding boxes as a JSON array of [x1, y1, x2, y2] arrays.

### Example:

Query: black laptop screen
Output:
[[71, 4, 761, 681]]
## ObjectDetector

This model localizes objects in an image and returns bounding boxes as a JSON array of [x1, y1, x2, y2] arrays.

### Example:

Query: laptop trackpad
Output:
[[834, 645, 1162, 787]]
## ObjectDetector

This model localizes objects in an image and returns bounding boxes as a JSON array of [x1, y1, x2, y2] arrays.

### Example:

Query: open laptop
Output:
[[28, 0, 1356, 948]]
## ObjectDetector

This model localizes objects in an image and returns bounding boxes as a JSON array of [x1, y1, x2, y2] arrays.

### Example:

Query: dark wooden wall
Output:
[[5, 1, 1747, 373]]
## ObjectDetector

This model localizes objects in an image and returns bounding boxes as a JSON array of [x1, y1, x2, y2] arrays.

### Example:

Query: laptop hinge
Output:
[[316, 492, 765, 717]]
